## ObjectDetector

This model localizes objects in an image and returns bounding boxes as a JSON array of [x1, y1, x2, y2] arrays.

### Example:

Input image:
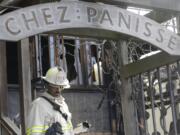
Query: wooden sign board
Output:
[[0, 1, 180, 55]]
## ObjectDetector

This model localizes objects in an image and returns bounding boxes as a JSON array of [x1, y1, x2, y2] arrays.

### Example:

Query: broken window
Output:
[[37, 35, 104, 87]]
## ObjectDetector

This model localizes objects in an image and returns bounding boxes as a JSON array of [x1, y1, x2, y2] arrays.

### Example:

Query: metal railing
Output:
[[131, 61, 180, 135]]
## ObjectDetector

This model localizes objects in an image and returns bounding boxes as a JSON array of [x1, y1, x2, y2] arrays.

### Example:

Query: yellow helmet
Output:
[[42, 66, 70, 88]]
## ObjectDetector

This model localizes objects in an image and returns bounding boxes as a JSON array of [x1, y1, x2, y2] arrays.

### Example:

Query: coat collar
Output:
[[40, 92, 65, 103]]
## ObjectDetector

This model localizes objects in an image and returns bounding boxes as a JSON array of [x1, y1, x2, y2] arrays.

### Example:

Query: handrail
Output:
[[0, 116, 21, 135]]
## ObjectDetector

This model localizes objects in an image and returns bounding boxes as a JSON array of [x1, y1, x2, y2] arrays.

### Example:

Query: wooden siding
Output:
[[62, 90, 111, 133]]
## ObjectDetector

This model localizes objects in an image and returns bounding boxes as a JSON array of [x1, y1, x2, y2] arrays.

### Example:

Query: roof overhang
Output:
[[97, 0, 180, 12]]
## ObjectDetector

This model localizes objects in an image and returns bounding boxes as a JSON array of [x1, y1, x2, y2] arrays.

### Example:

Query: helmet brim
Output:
[[41, 76, 70, 88]]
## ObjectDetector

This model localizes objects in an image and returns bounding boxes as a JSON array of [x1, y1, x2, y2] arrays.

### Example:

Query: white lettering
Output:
[[57, 6, 70, 23], [22, 11, 40, 30], [41, 8, 54, 25], [143, 22, 152, 37], [87, 7, 97, 23], [100, 9, 113, 26], [168, 36, 177, 50], [156, 29, 164, 43], [5, 18, 21, 35], [119, 12, 131, 29]]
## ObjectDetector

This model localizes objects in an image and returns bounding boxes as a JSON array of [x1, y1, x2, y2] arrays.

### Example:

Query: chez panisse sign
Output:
[[0, 1, 180, 55]]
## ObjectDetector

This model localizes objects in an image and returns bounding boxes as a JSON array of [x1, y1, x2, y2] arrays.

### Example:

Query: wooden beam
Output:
[[0, 40, 20, 135], [122, 52, 180, 78], [118, 41, 139, 135], [18, 38, 32, 134], [80, 41, 89, 85], [0, 41, 8, 116], [0, 117, 21, 134]]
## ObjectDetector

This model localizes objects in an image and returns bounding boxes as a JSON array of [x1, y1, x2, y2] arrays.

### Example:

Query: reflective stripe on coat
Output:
[[26, 92, 74, 135]]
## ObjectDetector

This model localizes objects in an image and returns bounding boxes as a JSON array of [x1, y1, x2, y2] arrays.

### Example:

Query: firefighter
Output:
[[26, 66, 89, 135]]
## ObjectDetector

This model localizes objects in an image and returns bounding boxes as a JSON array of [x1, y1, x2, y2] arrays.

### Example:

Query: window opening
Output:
[[39, 35, 105, 87]]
